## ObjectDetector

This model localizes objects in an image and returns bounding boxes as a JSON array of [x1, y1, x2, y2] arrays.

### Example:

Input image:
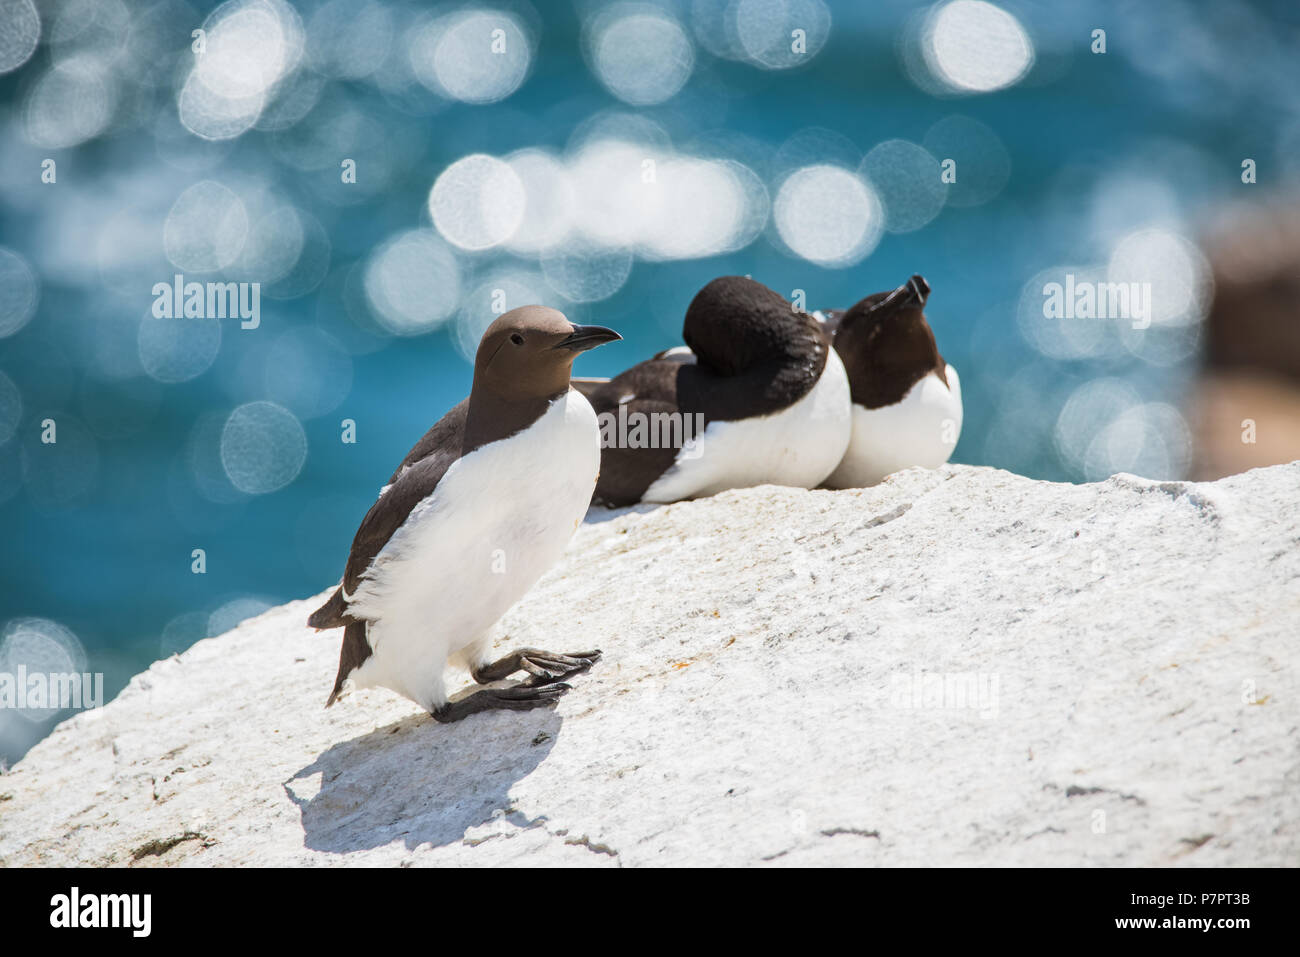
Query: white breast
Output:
[[345, 391, 600, 711], [642, 348, 852, 503], [823, 364, 962, 489]]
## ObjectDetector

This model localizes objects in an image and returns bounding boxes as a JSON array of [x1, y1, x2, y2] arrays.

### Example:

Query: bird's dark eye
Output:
[[510, 333, 524, 346]]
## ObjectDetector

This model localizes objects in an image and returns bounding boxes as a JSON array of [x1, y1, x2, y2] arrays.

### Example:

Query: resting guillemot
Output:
[[573, 276, 851, 506], [819, 275, 963, 488], [307, 306, 621, 722]]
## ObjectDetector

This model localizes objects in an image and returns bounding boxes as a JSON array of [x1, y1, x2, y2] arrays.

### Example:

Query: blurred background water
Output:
[[2, 0, 1299, 763]]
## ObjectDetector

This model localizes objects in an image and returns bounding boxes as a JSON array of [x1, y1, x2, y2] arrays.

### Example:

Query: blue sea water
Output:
[[1, 0, 1297, 763]]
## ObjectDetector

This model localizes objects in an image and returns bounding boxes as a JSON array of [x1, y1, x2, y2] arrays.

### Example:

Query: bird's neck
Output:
[[462, 384, 565, 455]]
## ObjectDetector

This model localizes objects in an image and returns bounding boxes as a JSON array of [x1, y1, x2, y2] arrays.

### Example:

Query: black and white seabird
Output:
[[819, 275, 963, 488], [307, 306, 621, 722], [573, 276, 850, 506]]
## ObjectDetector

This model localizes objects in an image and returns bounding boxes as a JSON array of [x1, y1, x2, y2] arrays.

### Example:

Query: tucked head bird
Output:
[[572, 276, 851, 506], [307, 306, 621, 722], [820, 275, 962, 488]]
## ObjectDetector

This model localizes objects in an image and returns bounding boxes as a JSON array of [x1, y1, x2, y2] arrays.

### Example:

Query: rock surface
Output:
[[1, 463, 1298, 867]]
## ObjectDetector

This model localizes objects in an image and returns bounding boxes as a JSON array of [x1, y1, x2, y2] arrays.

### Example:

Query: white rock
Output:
[[1, 463, 1297, 866]]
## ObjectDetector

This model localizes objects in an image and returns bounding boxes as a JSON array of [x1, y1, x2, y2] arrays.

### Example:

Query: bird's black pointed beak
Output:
[[866, 275, 931, 317], [554, 324, 622, 352], [904, 274, 931, 306]]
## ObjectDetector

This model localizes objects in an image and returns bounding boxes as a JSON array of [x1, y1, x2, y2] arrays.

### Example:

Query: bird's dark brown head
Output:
[[682, 275, 826, 377], [834, 275, 948, 409], [474, 305, 621, 402]]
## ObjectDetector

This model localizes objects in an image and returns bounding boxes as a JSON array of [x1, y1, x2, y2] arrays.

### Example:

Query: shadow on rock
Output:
[[583, 503, 660, 525], [285, 705, 562, 855]]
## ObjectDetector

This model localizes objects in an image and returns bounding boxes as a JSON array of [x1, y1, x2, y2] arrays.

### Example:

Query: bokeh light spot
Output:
[[1107, 227, 1212, 328], [22, 57, 114, 148], [734, 0, 831, 70], [0, 617, 87, 724], [773, 165, 883, 267], [164, 181, 250, 273], [541, 242, 634, 303], [239, 205, 306, 285], [363, 229, 462, 335], [428, 154, 526, 251], [860, 139, 947, 234], [923, 1, 1033, 93], [0, 0, 41, 75], [590, 9, 695, 106], [503, 149, 576, 254], [178, 71, 264, 141], [220, 400, 308, 495], [411, 9, 533, 105], [194, 0, 292, 99], [138, 312, 223, 384], [0, 247, 40, 338]]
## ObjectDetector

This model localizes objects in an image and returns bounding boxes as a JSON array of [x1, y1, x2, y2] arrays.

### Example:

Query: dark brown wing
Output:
[[383, 397, 471, 484], [306, 588, 349, 630], [569, 377, 610, 402], [583, 359, 694, 507], [306, 399, 470, 630], [325, 620, 369, 706], [584, 336, 840, 506]]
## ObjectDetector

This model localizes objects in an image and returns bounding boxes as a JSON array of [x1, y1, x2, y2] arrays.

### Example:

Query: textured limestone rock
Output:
[[1, 463, 1297, 866]]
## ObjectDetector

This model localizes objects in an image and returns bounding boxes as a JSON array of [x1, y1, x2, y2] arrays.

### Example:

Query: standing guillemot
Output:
[[820, 275, 963, 488], [307, 306, 621, 722], [572, 276, 850, 506]]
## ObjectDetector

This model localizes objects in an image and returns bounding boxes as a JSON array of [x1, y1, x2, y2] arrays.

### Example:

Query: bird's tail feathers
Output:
[[307, 586, 349, 630]]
